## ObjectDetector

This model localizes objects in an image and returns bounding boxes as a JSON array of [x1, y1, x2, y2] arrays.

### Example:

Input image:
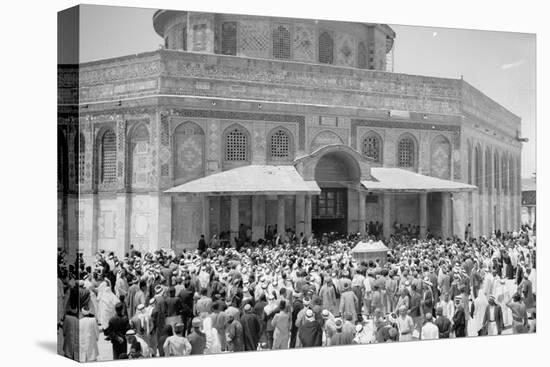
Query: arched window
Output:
[[397, 136, 415, 168], [221, 21, 237, 55], [99, 129, 117, 185], [78, 133, 86, 184], [129, 124, 150, 188], [268, 128, 292, 160], [362, 133, 382, 162], [273, 25, 291, 59], [319, 31, 334, 64], [224, 126, 249, 162], [358, 41, 367, 69], [173, 121, 205, 183]]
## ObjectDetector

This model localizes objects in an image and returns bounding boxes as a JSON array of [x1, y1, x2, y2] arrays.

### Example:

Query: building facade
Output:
[[521, 177, 536, 228], [58, 10, 523, 259]]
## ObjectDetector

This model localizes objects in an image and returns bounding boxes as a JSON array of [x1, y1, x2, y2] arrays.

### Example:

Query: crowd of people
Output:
[[57, 225, 536, 362]]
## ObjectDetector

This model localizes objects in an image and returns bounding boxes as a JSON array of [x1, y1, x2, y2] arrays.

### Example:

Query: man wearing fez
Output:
[[298, 309, 323, 348], [104, 302, 130, 360], [241, 303, 261, 351]]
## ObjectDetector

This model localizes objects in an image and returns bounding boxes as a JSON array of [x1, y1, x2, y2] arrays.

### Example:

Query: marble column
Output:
[[419, 192, 427, 238], [383, 193, 391, 239], [252, 195, 266, 241], [277, 195, 286, 238], [359, 191, 367, 235], [295, 194, 305, 237], [202, 195, 210, 241], [230, 196, 239, 247], [442, 192, 452, 239], [304, 194, 312, 237]]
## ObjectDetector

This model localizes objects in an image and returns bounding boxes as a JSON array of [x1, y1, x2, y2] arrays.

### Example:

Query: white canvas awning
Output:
[[165, 165, 321, 196], [361, 167, 477, 193]]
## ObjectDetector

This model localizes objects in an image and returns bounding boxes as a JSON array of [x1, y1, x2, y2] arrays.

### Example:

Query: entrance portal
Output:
[[312, 151, 361, 236], [312, 188, 347, 234]]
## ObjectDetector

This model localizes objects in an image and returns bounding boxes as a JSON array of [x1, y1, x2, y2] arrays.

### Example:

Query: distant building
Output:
[[58, 8, 524, 258], [521, 177, 536, 228]]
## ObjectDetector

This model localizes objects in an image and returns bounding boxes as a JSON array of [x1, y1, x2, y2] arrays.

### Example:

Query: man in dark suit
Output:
[[198, 234, 207, 253], [481, 295, 504, 336], [408, 284, 422, 332], [104, 302, 130, 360], [434, 306, 452, 338], [178, 279, 195, 335]]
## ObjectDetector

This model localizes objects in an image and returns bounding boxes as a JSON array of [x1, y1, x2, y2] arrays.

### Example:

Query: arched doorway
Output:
[[312, 151, 361, 235]]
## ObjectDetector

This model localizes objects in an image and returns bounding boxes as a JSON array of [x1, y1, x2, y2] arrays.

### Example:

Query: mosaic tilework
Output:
[[293, 24, 315, 62], [239, 20, 270, 58], [430, 135, 451, 179]]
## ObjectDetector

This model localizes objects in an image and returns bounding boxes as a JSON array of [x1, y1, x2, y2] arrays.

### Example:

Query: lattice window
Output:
[[273, 24, 291, 59], [270, 129, 291, 159], [362, 134, 381, 162], [319, 31, 334, 64], [100, 130, 117, 184], [398, 137, 414, 168], [225, 127, 248, 161], [160, 118, 169, 146], [221, 22, 237, 55], [358, 41, 367, 69], [130, 125, 149, 187], [78, 133, 86, 184]]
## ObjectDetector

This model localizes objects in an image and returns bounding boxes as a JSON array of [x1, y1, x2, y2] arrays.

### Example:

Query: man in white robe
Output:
[[469, 292, 488, 336], [79, 307, 100, 362], [420, 313, 439, 340]]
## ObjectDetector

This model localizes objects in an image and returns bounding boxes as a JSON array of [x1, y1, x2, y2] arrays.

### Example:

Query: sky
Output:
[[78, 5, 536, 179]]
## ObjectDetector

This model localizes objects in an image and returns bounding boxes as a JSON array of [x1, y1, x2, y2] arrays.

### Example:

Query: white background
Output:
[[0, 0, 546, 366]]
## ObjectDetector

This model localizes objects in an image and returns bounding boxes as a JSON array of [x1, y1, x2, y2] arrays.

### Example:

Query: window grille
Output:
[[101, 130, 117, 184], [398, 137, 414, 168], [270, 129, 290, 159], [225, 128, 248, 161], [319, 31, 333, 64], [362, 135, 381, 162], [273, 25, 291, 59], [221, 22, 237, 55]]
